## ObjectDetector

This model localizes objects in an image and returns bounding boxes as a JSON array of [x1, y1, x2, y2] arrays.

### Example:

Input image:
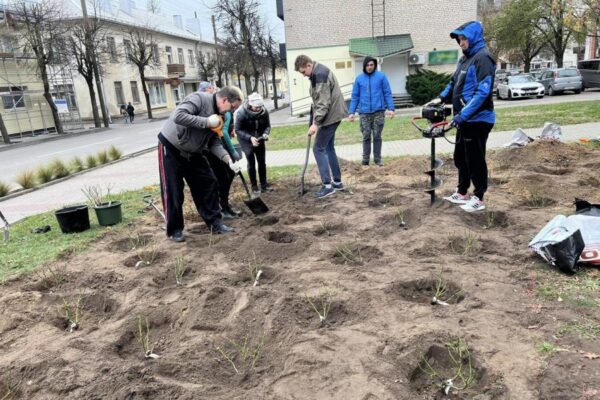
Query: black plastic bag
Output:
[[544, 229, 585, 274], [575, 198, 600, 217]]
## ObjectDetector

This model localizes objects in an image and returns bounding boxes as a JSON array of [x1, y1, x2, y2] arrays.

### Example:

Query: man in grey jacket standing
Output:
[[295, 54, 347, 199], [158, 86, 243, 242]]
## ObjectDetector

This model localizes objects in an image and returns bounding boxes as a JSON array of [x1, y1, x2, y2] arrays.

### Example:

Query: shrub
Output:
[[15, 169, 37, 189], [37, 165, 53, 183], [406, 69, 452, 105], [69, 156, 85, 172], [85, 154, 98, 168], [97, 150, 109, 164], [108, 145, 122, 161], [0, 181, 9, 197], [49, 159, 70, 179]]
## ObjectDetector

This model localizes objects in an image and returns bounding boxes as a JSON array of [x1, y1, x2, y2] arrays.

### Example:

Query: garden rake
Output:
[[142, 194, 165, 222], [0, 209, 9, 242]]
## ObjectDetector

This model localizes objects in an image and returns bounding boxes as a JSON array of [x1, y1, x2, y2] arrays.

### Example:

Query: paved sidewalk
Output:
[[1, 121, 599, 225]]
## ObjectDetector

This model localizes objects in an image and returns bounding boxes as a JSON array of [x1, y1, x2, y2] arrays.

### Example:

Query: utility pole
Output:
[[80, 0, 110, 127], [211, 14, 222, 87]]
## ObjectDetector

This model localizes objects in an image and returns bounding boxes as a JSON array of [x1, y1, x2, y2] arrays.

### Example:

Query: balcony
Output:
[[167, 63, 186, 78]]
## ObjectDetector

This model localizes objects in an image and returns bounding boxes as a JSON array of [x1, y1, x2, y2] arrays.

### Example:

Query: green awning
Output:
[[349, 34, 413, 58]]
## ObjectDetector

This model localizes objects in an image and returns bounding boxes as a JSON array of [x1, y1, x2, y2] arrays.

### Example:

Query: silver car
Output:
[[538, 68, 583, 95], [497, 74, 545, 100]]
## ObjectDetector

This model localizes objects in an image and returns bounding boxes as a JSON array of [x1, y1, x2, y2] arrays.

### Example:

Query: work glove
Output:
[[207, 114, 221, 128], [425, 97, 443, 106], [228, 159, 243, 173], [450, 114, 464, 128], [261, 133, 270, 141]]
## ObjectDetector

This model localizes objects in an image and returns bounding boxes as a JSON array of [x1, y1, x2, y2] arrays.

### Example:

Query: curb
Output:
[[0, 127, 112, 153], [0, 146, 156, 202]]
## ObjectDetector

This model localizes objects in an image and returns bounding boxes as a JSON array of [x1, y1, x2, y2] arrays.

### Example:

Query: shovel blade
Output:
[[244, 197, 269, 215]]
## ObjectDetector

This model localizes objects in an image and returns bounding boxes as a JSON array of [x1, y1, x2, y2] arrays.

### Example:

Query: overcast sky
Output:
[[149, 0, 285, 44]]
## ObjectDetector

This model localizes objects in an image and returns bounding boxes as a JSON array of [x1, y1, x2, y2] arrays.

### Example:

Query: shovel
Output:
[[142, 195, 166, 222], [299, 135, 312, 196], [237, 172, 269, 215], [0, 209, 9, 242]]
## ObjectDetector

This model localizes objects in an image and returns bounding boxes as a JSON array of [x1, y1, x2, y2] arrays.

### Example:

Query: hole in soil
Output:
[[253, 215, 279, 226], [266, 231, 296, 244], [123, 251, 164, 268], [83, 293, 118, 314], [376, 182, 397, 190], [447, 233, 484, 256], [81, 272, 124, 290], [520, 196, 558, 208], [391, 279, 465, 305], [408, 339, 507, 399], [330, 244, 383, 265], [461, 210, 510, 229], [109, 234, 153, 252], [313, 220, 346, 236], [271, 295, 352, 333], [533, 165, 570, 175], [488, 176, 510, 186], [200, 286, 236, 324]]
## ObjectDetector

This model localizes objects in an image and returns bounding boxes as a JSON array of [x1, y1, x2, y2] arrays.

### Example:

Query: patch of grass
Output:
[[536, 341, 557, 356], [0, 181, 10, 197], [97, 150, 109, 165], [560, 319, 600, 339], [215, 334, 265, 374], [49, 159, 70, 179], [0, 186, 160, 282], [448, 230, 482, 256], [108, 145, 123, 161], [582, 140, 600, 150], [536, 266, 600, 308], [266, 101, 600, 151], [15, 170, 37, 189], [334, 242, 363, 264], [69, 156, 85, 173], [85, 154, 98, 168], [36, 165, 53, 184]]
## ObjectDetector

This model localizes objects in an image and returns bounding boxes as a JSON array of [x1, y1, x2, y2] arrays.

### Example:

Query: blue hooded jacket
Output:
[[348, 56, 395, 114], [440, 21, 495, 125]]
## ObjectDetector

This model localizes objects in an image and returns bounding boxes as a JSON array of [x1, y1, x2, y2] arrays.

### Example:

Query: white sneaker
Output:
[[460, 196, 486, 212], [443, 191, 471, 204]]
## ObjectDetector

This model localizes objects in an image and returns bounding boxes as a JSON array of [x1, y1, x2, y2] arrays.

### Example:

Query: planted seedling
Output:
[[36, 266, 68, 290], [395, 209, 407, 229], [305, 288, 334, 323], [334, 243, 362, 264], [430, 268, 463, 306], [61, 296, 83, 332], [215, 334, 265, 374], [173, 255, 186, 286], [135, 246, 158, 267], [128, 233, 151, 251], [248, 251, 263, 287], [207, 230, 222, 248], [135, 315, 159, 359]]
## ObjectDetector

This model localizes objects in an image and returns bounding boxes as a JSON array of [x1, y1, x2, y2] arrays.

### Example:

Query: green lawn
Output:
[[266, 100, 600, 151]]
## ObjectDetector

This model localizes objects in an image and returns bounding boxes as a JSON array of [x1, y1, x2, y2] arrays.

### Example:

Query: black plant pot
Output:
[[55, 205, 90, 234]]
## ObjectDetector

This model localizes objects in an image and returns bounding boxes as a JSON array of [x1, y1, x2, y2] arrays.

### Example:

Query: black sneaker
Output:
[[210, 223, 235, 234], [169, 230, 185, 242], [260, 184, 274, 193], [223, 204, 241, 217], [375, 160, 384, 167], [332, 181, 345, 192], [361, 160, 369, 166], [315, 185, 335, 199]]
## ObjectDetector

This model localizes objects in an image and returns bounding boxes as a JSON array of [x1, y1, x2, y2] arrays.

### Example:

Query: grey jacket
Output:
[[309, 61, 347, 127], [160, 91, 228, 160]]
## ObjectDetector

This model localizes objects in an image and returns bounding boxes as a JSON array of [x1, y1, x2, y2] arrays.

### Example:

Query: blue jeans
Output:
[[313, 121, 341, 184]]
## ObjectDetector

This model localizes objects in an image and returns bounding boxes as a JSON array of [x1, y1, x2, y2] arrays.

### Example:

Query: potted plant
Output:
[[82, 185, 122, 226]]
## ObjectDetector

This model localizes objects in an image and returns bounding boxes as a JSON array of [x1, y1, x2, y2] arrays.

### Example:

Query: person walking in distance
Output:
[[348, 56, 395, 166], [126, 102, 135, 123]]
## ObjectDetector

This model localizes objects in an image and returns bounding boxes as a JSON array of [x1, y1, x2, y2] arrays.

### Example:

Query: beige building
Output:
[[277, 0, 490, 115]]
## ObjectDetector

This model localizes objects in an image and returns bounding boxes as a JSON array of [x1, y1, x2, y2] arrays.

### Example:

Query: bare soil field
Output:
[[1, 141, 599, 400]]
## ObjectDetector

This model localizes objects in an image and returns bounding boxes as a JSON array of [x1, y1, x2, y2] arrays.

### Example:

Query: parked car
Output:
[[537, 68, 582, 95], [497, 74, 545, 100], [578, 59, 600, 90]]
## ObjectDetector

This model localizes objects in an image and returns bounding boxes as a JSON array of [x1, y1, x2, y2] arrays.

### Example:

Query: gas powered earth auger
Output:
[[411, 103, 455, 204]]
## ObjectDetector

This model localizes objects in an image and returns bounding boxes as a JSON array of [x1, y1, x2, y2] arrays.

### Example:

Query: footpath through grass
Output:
[[267, 100, 600, 151]]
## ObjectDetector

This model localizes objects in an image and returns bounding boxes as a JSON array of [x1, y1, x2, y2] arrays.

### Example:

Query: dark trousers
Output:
[[206, 152, 235, 208], [128, 113, 135, 122], [454, 122, 493, 201], [158, 136, 222, 236], [313, 121, 342, 184], [240, 140, 267, 189], [359, 111, 385, 163]]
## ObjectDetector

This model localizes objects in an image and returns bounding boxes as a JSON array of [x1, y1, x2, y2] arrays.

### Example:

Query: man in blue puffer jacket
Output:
[[348, 56, 395, 166], [436, 20, 495, 213]]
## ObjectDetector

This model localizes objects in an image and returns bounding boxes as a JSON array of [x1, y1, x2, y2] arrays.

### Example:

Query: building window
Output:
[[107, 37, 117, 62], [123, 39, 132, 63], [165, 46, 172, 64], [151, 44, 159, 64], [335, 61, 346, 69], [51, 84, 77, 110], [188, 49, 194, 66], [148, 81, 166, 106], [114, 81, 125, 105], [1, 86, 27, 110], [177, 48, 184, 64], [346, 61, 352, 68], [130, 81, 140, 103]]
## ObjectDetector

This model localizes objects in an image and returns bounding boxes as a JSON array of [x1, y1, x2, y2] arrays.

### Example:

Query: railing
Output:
[[167, 63, 185, 78], [290, 82, 354, 116]]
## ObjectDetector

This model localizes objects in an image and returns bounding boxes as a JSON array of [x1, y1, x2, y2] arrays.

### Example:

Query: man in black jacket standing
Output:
[[158, 86, 243, 242], [234, 92, 273, 194]]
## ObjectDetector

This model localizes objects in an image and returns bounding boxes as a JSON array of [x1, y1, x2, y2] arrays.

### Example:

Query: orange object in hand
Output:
[[210, 116, 224, 138]]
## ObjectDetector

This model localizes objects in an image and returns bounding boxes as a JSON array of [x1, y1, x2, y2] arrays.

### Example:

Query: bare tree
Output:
[[212, 0, 263, 93], [147, 0, 161, 14], [196, 49, 216, 81], [13, 0, 68, 134], [124, 27, 160, 119], [259, 33, 282, 109]]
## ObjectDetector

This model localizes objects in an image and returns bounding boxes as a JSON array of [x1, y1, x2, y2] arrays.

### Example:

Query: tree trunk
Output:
[[252, 72, 260, 93], [93, 61, 110, 127], [86, 77, 101, 128], [244, 72, 253, 94], [262, 69, 269, 99], [271, 63, 278, 110], [236, 72, 241, 90], [139, 68, 153, 119], [40, 66, 63, 134], [0, 113, 11, 144]]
